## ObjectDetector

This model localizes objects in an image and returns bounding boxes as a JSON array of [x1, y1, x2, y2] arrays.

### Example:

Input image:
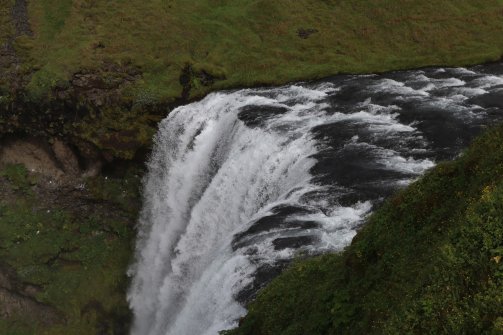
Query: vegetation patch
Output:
[[0, 165, 141, 334], [20, 0, 503, 101], [225, 124, 503, 334], [0, 163, 35, 192]]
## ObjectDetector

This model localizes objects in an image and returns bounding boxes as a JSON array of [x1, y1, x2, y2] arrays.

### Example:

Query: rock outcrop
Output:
[[0, 136, 107, 180]]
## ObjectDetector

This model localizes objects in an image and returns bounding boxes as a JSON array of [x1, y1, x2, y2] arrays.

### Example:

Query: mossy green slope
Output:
[[2, 0, 503, 159], [0, 165, 141, 334], [225, 124, 503, 335]]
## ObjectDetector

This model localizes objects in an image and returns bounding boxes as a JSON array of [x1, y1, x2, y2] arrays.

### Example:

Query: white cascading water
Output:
[[128, 87, 359, 335], [128, 65, 503, 335]]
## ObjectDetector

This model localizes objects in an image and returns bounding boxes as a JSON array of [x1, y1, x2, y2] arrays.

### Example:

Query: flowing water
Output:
[[128, 63, 503, 335]]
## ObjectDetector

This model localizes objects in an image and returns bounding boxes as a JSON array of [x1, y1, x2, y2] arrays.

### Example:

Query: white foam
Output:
[[430, 78, 466, 90], [380, 153, 435, 174], [473, 75, 503, 88], [371, 78, 430, 96], [316, 201, 373, 249], [129, 89, 329, 335], [452, 67, 476, 75]]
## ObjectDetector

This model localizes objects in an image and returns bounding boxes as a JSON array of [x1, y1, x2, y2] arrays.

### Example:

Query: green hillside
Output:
[[225, 124, 503, 334]]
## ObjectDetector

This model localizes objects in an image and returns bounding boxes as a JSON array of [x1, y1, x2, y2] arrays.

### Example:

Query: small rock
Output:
[[297, 28, 319, 39], [52, 139, 81, 176]]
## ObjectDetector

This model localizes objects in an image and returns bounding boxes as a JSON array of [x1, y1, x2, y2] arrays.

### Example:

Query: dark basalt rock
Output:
[[235, 261, 290, 305], [467, 89, 503, 108], [232, 205, 320, 251], [238, 105, 289, 128], [297, 28, 319, 39], [179, 64, 226, 101], [0, 58, 164, 162], [272, 235, 318, 250]]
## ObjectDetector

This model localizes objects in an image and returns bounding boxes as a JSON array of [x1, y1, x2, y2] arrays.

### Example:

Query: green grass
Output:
[[0, 204, 132, 334], [225, 124, 503, 335], [19, 0, 503, 101], [85, 171, 142, 215], [0, 164, 36, 192], [0, 0, 14, 45], [0, 166, 140, 334], [0, 319, 35, 335]]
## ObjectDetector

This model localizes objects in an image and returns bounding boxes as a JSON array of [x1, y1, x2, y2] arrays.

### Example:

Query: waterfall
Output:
[[128, 64, 503, 335]]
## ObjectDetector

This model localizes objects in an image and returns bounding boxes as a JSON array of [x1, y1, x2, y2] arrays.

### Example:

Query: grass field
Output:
[[16, 0, 503, 100]]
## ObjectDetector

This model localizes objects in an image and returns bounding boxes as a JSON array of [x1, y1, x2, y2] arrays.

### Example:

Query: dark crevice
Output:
[[45, 247, 80, 267]]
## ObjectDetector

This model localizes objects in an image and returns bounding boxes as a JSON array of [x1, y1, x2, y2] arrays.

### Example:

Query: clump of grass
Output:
[[0, 319, 34, 335], [0, 164, 35, 192], [0, 0, 14, 46], [225, 124, 503, 334], [85, 168, 142, 215]]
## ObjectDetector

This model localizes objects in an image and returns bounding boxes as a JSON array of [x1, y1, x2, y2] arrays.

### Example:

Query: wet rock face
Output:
[[0, 264, 63, 326]]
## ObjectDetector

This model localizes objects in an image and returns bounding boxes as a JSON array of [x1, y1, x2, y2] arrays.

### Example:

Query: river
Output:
[[128, 63, 503, 335]]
